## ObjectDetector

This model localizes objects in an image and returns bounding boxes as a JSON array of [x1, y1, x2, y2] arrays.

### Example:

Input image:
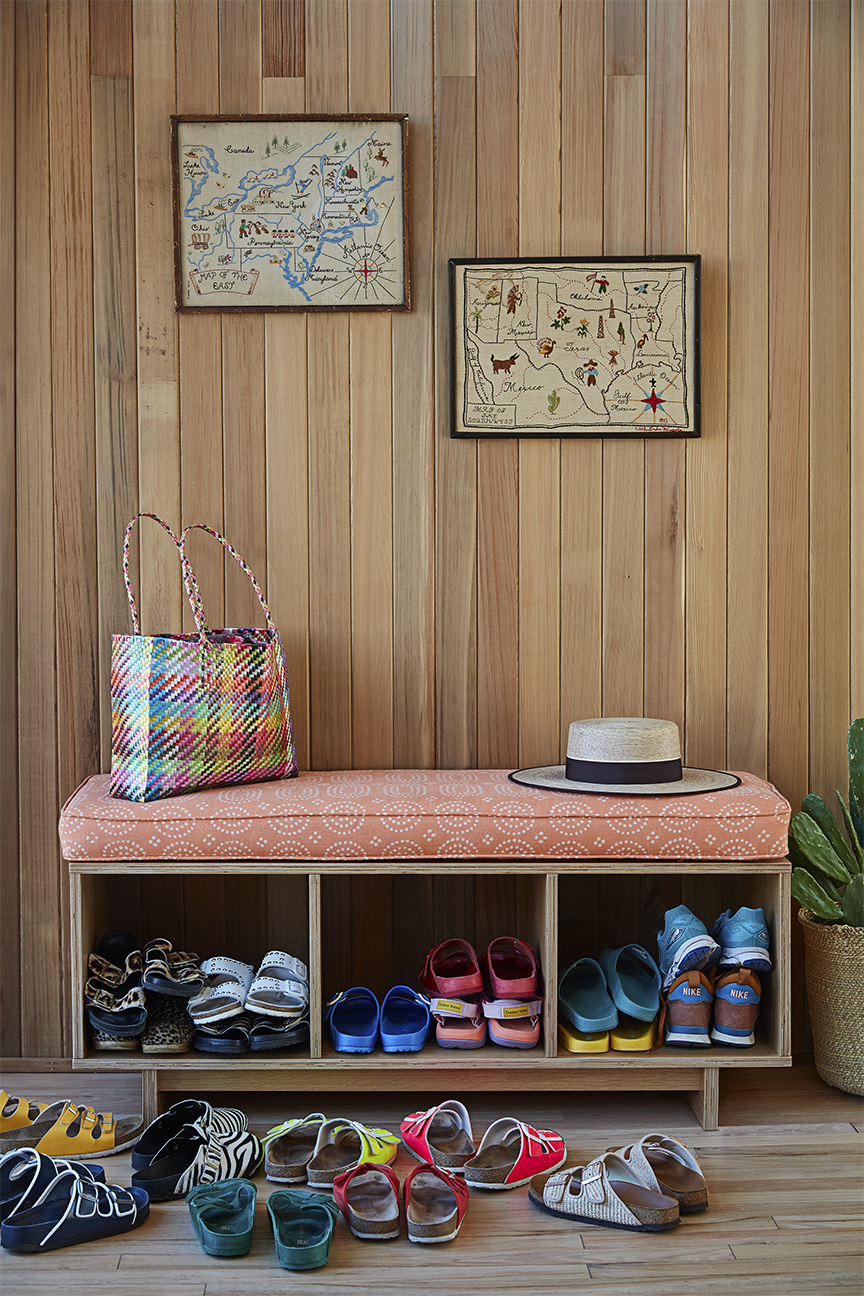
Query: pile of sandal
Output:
[[84, 932, 202, 1055], [400, 1100, 566, 1189], [189, 950, 310, 1054], [419, 936, 544, 1050]]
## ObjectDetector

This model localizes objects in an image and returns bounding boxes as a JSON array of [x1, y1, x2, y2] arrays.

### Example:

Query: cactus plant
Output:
[[789, 720, 864, 925]]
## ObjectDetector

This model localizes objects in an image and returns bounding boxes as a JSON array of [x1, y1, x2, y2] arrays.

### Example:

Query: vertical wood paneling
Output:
[[644, 0, 685, 735], [685, 0, 729, 769], [810, 0, 851, 801], [3, 0, 21, 1057], [435, 0, 477, 769], [603, 0, 646, 719], [768, 0, 810, 811], [853, 0, 864, 723], [392, 0, 435, 768], [560, 0, 603, 743], [91, 76, 138, 766], [89, 0, 131, 75], [177, 0, 224, 636], [518, 0, 561, 767], [133, 0, 180, 630], [263, 0, 305, 78], [728, 0, 769, 775], [477, 0, 519, 767]]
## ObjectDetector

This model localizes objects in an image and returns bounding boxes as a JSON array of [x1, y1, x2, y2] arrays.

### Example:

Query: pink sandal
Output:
[[481, 937, 543, 1049], [419, 940, 487, 1049], [463, 1116, 566, 1189]]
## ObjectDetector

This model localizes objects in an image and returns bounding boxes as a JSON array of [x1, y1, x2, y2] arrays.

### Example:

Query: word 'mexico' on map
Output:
[[450, 257, 701, 438], [172, 115, 409, 311]]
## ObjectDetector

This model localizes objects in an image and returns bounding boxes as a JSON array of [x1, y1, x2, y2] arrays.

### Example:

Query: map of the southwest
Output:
[[453, 260, 698, 436], [176, 119, 405, 308]]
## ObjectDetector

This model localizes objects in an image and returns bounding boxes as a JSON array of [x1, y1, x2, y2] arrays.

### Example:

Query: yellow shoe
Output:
[[0, 1100, 144, 1158], [0, 1090, 47, 1134], [610, 1013, 657, 1051], [306, 1118, 399, 1187], [558, 1019, 609, 1053]]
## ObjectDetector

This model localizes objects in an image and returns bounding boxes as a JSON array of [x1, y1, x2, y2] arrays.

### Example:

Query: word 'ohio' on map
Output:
[[174, 118, 407, 309], [451, 258, 700, 437]]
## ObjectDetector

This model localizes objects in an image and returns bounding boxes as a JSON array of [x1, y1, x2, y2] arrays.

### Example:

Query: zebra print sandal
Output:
[[130, 1118, 261, 1202]]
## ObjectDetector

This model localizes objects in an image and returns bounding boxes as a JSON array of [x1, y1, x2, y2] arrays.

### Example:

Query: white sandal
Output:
[[528, 1151, 680, 1232], [244, 951, 309, 1020], [187, 958, 254, 1024]]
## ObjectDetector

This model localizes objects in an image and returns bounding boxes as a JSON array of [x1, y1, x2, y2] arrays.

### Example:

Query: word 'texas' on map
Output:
[[173, 116, 409, 311], [450, 257, 700, 438]]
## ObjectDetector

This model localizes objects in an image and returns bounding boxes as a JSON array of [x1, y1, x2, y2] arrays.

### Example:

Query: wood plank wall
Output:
[[3, 0, 861, 1058]]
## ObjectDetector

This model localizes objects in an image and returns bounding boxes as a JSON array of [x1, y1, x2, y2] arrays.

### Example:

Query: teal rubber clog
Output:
[[558, 958, 618, 1032], [186, 1177, 257, 1257], [267, 1188, 341, 1270], [599, 945, 661, 1023]]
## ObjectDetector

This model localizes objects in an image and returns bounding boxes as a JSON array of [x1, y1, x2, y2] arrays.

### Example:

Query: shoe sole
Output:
[[465, 1150, 567, 1190], [1, 1202, 150, 1250], [400, 1140, 469, 1173], [717, 946, 772, 971], [664, 1030, 711, 1048], [528, 1185, 678, 1231], [407, 1221, 464, 1243], [664, 935, 719, 983], [710, 1027, 755, 1047]]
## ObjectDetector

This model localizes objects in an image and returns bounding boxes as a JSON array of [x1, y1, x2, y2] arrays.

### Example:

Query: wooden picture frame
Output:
[[171, 115, 409, 312], [450, 256, 700, 438]]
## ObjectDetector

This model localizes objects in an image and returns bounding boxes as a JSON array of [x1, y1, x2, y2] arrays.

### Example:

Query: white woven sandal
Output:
[[610, 1132, 708, 1213], [244, 951, 309, 1019], [187, 958, 255, 1024], [528, 1151, 680, 1232]]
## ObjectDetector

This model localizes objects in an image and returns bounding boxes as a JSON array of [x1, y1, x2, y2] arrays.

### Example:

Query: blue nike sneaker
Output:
[[657, 905, 720, 988], [710, 907, 772, 972]]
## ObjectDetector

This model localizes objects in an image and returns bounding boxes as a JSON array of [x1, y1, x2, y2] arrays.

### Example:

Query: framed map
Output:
[[171, 115, 409, 311], [450, 256, 700, 438]]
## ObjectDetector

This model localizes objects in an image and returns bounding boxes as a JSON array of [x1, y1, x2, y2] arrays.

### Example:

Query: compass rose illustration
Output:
[[641, 378, 664, 417], [353, 253, 380, 286]]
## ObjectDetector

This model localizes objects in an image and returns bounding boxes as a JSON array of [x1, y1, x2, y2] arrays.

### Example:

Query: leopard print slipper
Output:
[[141, 992, 194, 1054]]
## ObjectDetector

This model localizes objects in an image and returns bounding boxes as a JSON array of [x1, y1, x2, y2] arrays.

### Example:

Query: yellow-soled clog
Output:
[[610, 1013, 657, 1052], [558, 1020, 609, 1053]]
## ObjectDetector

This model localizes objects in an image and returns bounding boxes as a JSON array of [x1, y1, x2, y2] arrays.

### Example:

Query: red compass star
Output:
[[642, 382, 664, 416]]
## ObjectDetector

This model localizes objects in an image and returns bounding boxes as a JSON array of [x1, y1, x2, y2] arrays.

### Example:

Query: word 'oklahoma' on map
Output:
[[451, 257, 700, 438], [172, 116, 408, 311]]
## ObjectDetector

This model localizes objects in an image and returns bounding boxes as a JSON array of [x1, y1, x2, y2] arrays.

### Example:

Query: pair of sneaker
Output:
[[657, 904, 772, 986], [660, 965, 763, 1048]]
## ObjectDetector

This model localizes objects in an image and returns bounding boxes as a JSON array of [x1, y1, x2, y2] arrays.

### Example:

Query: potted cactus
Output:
[[789, 719, 863, 1095]]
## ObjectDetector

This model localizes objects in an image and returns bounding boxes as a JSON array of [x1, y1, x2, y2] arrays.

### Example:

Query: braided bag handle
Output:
[[180, 523, 276, 633], [122, 513, 207, 637]]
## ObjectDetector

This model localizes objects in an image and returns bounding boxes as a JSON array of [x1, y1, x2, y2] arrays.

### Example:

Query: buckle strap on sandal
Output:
[[428, 996, 484, 1021], [257, 951, 308, 983], [87, 951, 142, 984], [481, 997, 543, 1020], [84, 982, 146, 1013]]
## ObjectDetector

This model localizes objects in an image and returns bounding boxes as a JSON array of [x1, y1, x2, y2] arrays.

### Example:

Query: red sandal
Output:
[[418, 940, 486, 1049], [399, 1100, 475, 1172]]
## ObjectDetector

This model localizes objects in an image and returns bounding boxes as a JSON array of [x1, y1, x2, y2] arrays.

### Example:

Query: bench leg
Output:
[[686, 1068, 719, 1130]]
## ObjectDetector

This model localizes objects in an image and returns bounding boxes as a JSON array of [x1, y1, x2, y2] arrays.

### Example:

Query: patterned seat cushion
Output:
[[59, 770, 790, 863]]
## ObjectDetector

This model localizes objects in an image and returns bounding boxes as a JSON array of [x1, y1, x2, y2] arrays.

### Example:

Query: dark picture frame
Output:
[[171, 114, 409, 312], [450, 255, 701, 438]]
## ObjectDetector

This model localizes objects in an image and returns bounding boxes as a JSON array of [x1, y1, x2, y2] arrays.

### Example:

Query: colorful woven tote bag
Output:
[[109, 513, 298, 802]]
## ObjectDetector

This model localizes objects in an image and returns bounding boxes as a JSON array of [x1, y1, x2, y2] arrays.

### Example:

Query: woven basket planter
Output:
[[798, 908, 864, 1096]]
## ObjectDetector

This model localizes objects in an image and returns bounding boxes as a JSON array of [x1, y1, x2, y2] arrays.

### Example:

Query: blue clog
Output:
[[380, 986, 432, 1052], [325, 986, 380, 1053], [558, 958, 618, 1032], [599, 945, 661, 1023]]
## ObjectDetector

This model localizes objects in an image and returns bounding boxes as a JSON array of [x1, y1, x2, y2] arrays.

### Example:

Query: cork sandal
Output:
[[610, 1132, 708, 1213], [306, 1119, 399, 1188], [0, 1101, 144, 1159], [263, 1112, 326, 1183], [463, 1116, 566, 1190], [334, 1162, 401, 1239], [0, 1093, 48, 1136], [399, 1100, 476, 1172], [403, 1162, 469, 1244], [529, 1152, 680, 1232]]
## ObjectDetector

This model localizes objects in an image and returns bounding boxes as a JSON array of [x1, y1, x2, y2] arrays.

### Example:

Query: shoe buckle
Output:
[[581, 1160, 606, 1203]]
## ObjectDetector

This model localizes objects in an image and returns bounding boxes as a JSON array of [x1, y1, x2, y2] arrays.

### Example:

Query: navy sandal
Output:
[[0, 1167, 149, 1252], [325, 987, 380, 1052], [380, 986, 432, 1052], [1, 1150, 105, 1224]]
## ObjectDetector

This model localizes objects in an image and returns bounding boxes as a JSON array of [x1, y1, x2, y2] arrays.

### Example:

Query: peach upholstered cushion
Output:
[[59, 770, 790, 863]]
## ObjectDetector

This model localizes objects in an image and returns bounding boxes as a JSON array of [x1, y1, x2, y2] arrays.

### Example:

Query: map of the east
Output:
[[453, 261, 698, 436], [176, 120, 406, 308]]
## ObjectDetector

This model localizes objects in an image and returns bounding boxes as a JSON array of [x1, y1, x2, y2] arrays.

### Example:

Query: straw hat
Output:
[[509, 718, 740, 796]]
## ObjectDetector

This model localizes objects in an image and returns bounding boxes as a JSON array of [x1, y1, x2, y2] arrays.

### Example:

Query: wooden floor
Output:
[[0, 1066, 861, 1295]]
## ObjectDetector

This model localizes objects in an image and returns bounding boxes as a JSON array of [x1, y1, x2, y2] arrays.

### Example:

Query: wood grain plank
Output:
[[305, 0, 348, 113], [218, 0, 261, 112], [133, 0, 181, 632], [49, 0, 99, 1057], [89, 0, 131, 75], [768, 0, 810, 811], [560, 0, 603, 741], [644, 0, 686, 735], [603, 41, 646, 718], [853, 0, 864, 723], [2, 0, 21, 1058], [727, 0, 769, 775], [348, 0, 393, 769], [91, 76, 138, 767], [477, 0, 518, 767], [809, 0, 852, 802], [685, 0, 729, 770], [518, 0, 561, 767], [437, 0, 476, 77], [176, 0, 224, 639], [435, 74, 477, 768], [262, 0, 305, 78], [391, 0, 435, 767]]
